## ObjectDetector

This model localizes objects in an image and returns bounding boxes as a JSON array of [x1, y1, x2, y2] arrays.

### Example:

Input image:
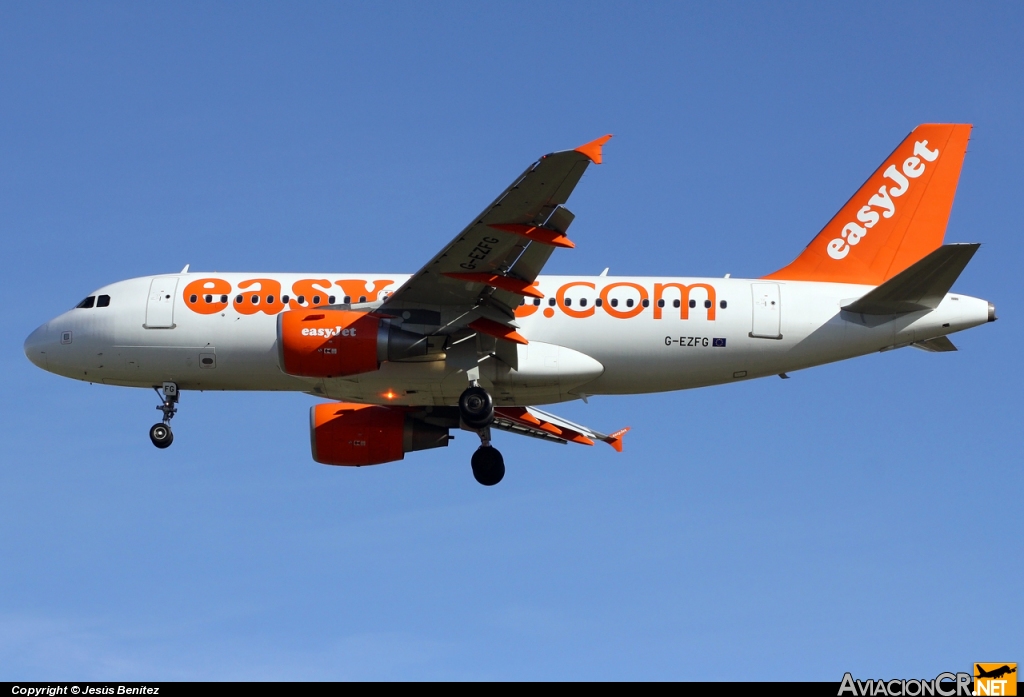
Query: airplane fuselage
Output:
[[24, 272, 993, 408]]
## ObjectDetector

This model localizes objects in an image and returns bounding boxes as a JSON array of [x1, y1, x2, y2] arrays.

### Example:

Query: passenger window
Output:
[[548, 298, 556, 306], [311, 295, 320, 305], [689, 299, 696, 309], [282, 295, 290, 304], [220, 295, 228, 303], [565, 298, 572, 307], [610, 299, 618, 307], [190, 294, 198, 304], [235, 295, 243, 304], [77, 296, 95, 309], [704, 300, 712, 309], [359, 295, 366, 303], [343, 296, 351, 304], [580, 298, 587, 307], [329, 295, 336, 304], [641, 299, 650, 308], [673, 300, 680, 308], [267, 295, 275, 304], [595, 298, 602, 307], [533, 298, 541, 306], [720, 300, 727, 309], [626, 299, 634, 308], [297, 295, 305, 305], [519, 297, 526, 306], [251, 295, 259, 304], [96, 295, 110, 307], [657, 299, 665, 308], [204, 295, 212, 303]]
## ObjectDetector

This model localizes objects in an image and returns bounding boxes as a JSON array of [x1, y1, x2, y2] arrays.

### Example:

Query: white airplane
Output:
[[24, 124, 995, 485]]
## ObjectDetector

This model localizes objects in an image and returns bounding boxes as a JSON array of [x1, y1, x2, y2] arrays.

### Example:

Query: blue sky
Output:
[[1, 1, 1021, 680]]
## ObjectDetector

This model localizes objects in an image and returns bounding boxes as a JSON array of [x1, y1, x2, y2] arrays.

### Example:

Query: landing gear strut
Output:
[[150, 381, 178, 449], [459, 385, 504, 486]]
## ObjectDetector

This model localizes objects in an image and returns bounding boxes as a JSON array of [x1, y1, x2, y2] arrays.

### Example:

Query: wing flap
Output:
[[493, 406, 628, 452]]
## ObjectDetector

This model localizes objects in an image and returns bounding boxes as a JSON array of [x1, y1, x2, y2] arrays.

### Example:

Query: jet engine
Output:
[[310, 402, 450, 466], [278, 310, 436, 378]]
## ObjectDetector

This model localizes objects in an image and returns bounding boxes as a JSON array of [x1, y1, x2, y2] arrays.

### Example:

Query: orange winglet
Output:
[[488, 224, 575, 249], [443, 272, 544, 298], [539, 422, 563, 436], [604, 427, 630, 453], [468, 317, 528, 345], [575, 134, 613, 164]]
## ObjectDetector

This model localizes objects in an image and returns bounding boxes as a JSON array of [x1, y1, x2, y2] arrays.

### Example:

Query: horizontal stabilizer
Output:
[[842, 243, 979, 315], [912, 336, 958, 352]]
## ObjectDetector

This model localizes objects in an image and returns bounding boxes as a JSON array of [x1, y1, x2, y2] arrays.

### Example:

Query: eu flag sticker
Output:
[[712, 338, 727, 347]]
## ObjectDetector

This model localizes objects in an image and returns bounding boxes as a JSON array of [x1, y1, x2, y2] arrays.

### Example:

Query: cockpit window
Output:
[[96, 295, 110, 307], [76, 296, 95, 309]]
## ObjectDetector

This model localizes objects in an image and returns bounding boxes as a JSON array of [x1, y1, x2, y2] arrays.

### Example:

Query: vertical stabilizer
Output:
[[765, 124, 971, 285]]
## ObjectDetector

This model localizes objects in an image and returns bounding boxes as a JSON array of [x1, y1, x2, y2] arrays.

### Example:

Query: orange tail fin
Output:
[[765, 124, 971, 285]]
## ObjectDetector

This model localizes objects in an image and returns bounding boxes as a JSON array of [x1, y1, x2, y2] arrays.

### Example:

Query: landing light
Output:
[[383, 390, 397, 400]]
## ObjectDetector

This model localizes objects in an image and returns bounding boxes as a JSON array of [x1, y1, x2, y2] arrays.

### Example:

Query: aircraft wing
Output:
[[377, 136, 612, 341], [492, 405, 629, 452]]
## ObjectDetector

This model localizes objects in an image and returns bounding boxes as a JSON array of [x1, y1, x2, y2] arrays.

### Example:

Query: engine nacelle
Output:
[[310, 402, 450, 466], [278, 310, 434, 378]]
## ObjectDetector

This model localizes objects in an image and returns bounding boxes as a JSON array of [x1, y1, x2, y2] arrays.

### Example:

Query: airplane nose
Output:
[[24, 323, 52, 370]]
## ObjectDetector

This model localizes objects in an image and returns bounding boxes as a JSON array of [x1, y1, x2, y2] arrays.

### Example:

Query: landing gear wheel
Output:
[[471, 446, 505, 486], [459, 386, 494, 429], [149, 423, 173, 449]]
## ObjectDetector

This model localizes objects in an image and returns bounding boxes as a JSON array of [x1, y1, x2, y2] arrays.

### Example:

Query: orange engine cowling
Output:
[[278, 309, 432, 378], [311, 402, 450, 466]]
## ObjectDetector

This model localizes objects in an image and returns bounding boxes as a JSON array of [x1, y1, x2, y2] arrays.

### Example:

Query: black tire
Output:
[[459, 386, 494, 429], [149, 423, 173, 449], [471, 446, 505, 486]]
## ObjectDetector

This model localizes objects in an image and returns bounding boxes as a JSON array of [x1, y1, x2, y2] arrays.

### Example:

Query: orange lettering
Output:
[[182, 278, 231, 315], [234, 279, 285, 315], [335, 279, 394, 304], [653, 283, 716, 320], [290, 279, 334, 310], [557, 281, 596, 318], [600, 282, 647, 319]]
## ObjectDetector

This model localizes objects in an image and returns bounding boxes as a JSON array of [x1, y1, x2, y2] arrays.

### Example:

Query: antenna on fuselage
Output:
[[599, 267, 609, 276], [180, 264, 190, 273]]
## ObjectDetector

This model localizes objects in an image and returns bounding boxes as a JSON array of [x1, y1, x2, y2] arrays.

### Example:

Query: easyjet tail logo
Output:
[[827, 140, 940, 261]]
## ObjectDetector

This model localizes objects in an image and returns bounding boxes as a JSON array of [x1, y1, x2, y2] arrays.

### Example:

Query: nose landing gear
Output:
[[149, 381, 178, 449], [459, 384, 504, 486]]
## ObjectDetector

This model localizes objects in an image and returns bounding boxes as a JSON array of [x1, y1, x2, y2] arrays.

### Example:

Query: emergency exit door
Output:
[[750, 283, 782, 339], [145, 277, 178, 328]]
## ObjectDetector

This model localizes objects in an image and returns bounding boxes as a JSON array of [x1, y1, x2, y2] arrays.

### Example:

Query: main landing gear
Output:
[[149, 381, 178, 449], [459, 385, 504, 486]]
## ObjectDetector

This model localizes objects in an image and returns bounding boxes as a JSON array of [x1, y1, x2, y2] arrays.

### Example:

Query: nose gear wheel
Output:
[[149, 382, 179, 449], [149, 423, 173, 448]]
